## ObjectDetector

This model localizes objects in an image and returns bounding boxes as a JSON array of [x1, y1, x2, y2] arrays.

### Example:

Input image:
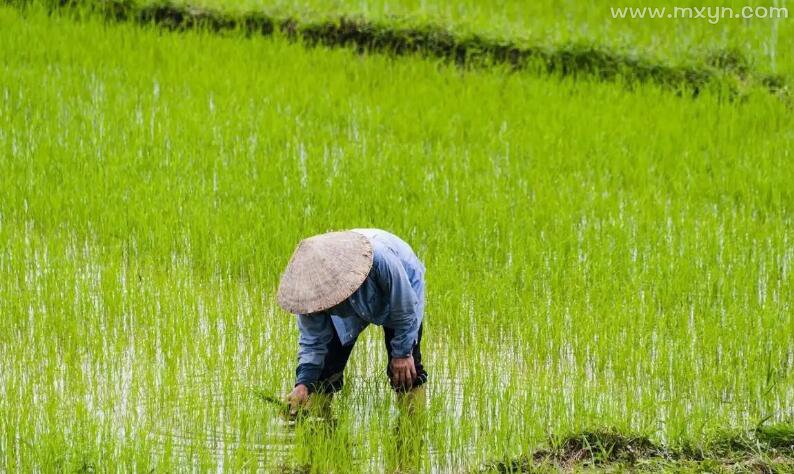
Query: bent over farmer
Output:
[[277, 228, 427, 414]]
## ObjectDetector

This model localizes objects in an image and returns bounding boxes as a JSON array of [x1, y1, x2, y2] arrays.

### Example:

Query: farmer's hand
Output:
[[390, 355, 417, 389], [286, 384, 309, 416]]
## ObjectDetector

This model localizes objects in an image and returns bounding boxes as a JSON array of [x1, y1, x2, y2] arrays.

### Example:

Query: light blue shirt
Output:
[[295, 229, 425, 386]]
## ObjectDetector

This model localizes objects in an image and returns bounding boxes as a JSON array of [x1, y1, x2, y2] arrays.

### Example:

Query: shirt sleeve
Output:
[[295, 313, 333, 388], [371, 250, 420, 358]]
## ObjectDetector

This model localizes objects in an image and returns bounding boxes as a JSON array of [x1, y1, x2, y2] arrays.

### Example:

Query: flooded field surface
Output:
[[1, 2, 792, 472]]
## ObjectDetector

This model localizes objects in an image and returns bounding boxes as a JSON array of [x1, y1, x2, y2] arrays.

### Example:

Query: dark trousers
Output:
[[313, 324, 427, 394]]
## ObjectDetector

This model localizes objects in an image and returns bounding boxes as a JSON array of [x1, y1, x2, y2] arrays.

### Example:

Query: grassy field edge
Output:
[[6, 0, 790, 101], [482, 426, 794, 472]]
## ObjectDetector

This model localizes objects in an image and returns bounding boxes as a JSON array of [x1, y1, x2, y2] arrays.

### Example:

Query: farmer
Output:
[[277, 229, 427, 414]]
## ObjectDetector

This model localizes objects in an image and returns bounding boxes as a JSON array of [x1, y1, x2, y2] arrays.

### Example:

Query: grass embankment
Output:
[[12, 0, 790, 99], [485, 426, 794, 472], [0, 3, 792, 472], [166, 0, 794, 77]]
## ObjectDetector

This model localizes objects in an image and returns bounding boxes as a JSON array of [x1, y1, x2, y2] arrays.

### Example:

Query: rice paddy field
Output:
[[1, 1, 793, 472], [165, 0, 794, 79]]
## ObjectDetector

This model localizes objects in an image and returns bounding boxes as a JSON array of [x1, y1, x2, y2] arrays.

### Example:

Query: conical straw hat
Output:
[[277, 231, 374, 314]]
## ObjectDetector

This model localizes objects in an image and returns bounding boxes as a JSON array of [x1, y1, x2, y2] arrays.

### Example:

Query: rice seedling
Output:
[[0, 2, 792, 471], [158, 0, 794, 78], [35, 0, 787, 100]]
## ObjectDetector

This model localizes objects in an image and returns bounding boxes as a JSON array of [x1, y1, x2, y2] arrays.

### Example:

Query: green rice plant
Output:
[[0, 3, 792, 471], [153, 0, 794, 78], [18, 0, 790, 99]]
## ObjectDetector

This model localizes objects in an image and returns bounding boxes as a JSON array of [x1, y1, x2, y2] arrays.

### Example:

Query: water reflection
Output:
[[141, 373, 294, 470], [388, 386, 427, 473], [140, 371, 471, 472]]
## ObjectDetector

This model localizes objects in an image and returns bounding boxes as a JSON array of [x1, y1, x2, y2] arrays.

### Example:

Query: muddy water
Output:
[[139, 375, 291, 470], [136, 329, 529, 472], [139, 369, 474, 472]]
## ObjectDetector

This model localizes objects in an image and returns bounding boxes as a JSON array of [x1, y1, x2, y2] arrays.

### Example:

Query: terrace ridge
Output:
[[485, 426, 794, 472], [5, 0, 790, 100]]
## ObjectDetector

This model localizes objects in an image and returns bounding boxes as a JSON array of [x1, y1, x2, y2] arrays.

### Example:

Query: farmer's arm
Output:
[[288, 313, 332, 412], [372, 251, 420, 386], [295, 313, 333, 389]]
